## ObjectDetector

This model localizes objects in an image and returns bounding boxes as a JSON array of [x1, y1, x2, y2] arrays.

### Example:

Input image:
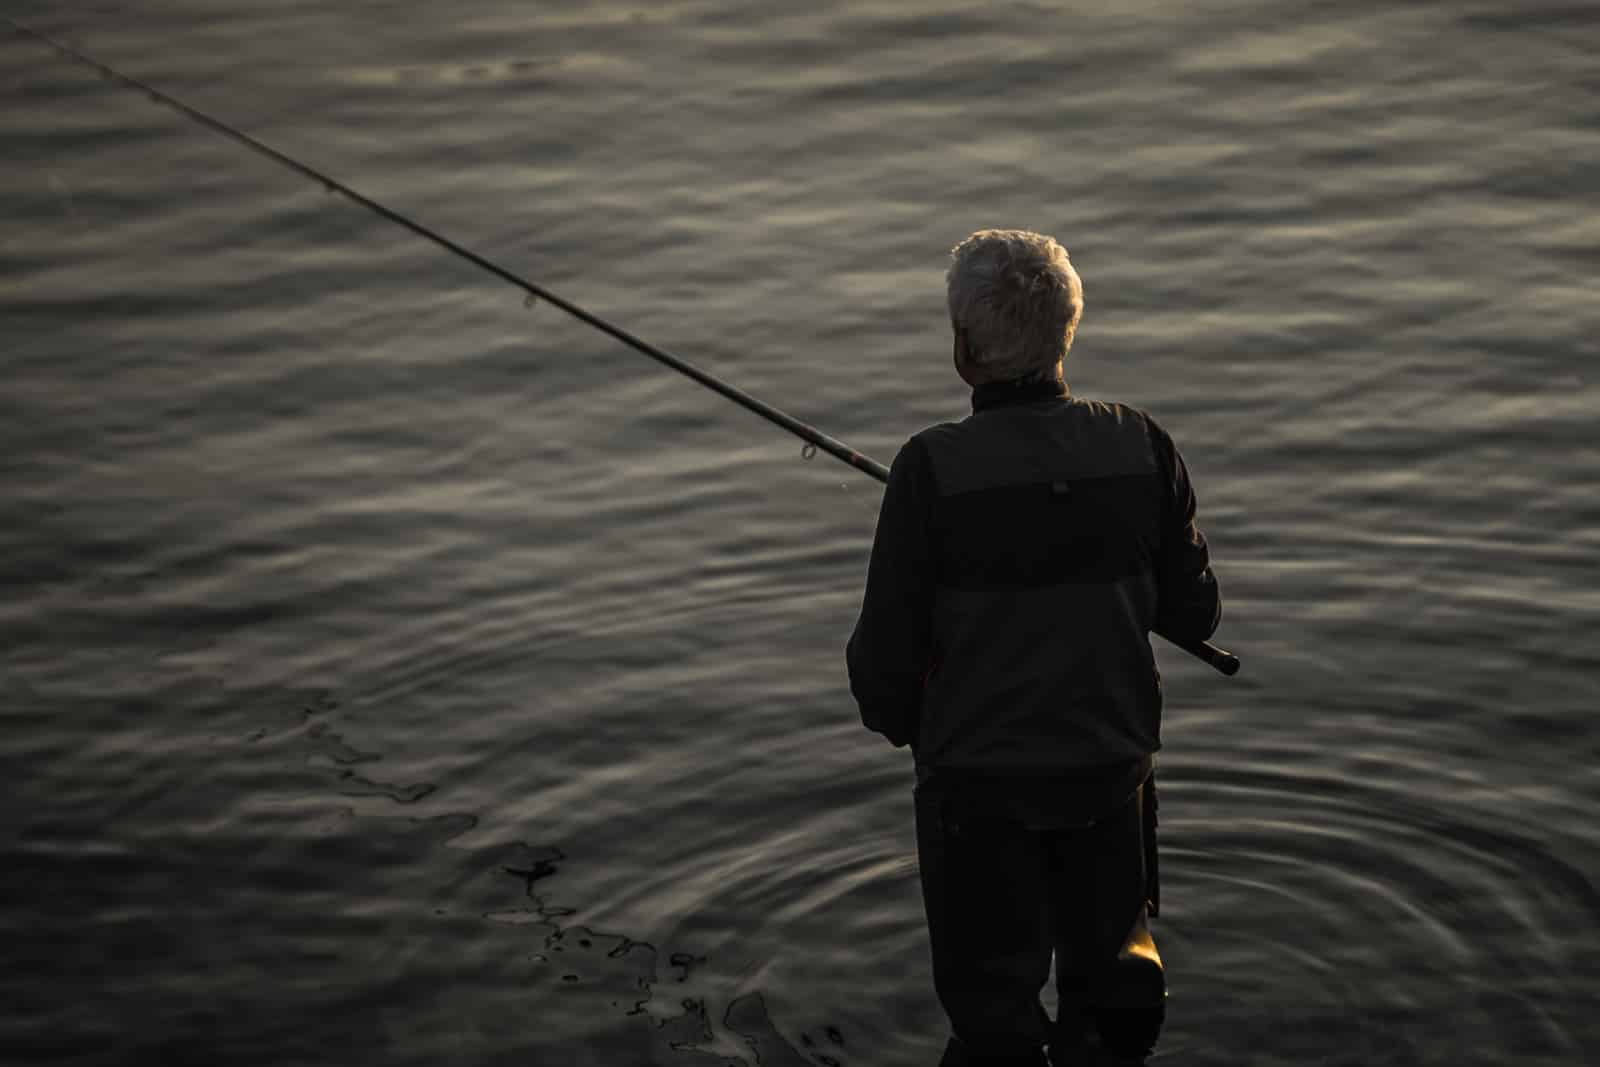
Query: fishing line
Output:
[[7, 17, 1238, 677]]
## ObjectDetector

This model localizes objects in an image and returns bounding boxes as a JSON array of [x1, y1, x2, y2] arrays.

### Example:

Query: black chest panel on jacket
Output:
[[933, 473, 1164, 591]]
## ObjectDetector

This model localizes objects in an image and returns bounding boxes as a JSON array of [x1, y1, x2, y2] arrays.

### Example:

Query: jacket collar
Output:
[[971, 375, 1069, 413]]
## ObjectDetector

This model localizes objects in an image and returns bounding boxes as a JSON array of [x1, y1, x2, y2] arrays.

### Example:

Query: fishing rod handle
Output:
[[1159, 633, 1241, 676]]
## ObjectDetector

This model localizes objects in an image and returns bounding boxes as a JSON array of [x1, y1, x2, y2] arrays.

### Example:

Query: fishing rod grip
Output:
[[1157, 631, 1240, 676]]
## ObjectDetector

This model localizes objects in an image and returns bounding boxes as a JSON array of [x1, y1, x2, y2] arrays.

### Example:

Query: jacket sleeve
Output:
[[846, 437, 936, 748], [1146, 417, 1222, 643]]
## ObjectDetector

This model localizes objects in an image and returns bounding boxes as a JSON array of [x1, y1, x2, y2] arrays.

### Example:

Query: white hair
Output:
[[946, 229, 1083, 382]]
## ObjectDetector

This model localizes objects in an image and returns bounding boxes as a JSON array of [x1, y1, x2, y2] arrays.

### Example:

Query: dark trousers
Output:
[[915, 774, 1152, 1066]]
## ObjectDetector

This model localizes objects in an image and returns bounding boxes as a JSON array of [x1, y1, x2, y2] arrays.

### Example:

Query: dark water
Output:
[[3, 2, 1597, 1064]]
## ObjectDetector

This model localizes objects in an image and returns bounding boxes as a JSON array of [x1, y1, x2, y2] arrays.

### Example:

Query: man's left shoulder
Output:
[[909, 416, 966, 449]]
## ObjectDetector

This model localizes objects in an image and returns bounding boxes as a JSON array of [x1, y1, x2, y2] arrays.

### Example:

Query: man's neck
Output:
[[971, 372, 1069, 412]]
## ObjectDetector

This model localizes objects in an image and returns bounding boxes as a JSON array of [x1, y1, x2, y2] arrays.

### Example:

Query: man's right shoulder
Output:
[[1072, 399, 1180, 472], [1076, 396, 1160, 433]]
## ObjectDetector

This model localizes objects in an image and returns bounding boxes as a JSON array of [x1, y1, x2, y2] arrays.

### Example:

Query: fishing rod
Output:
[[8, 17, 1240, 678]]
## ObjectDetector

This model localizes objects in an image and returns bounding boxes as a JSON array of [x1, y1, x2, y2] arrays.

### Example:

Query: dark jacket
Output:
[[846, 376, 1220, 776]]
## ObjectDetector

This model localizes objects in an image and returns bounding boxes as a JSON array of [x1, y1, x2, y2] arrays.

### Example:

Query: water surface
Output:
[[3, 2, 1597, 1064]]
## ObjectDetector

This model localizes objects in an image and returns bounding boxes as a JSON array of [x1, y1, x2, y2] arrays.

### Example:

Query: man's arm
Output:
[[846, 437, 936, 748], [1147, 418, 1222, 643]]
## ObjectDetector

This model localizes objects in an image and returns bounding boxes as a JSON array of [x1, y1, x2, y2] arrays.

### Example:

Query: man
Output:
[[847, 230, 1221, 1066]]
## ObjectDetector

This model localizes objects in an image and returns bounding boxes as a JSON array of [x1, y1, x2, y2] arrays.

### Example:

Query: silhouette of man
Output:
[[847, 230, 1221, 1066]]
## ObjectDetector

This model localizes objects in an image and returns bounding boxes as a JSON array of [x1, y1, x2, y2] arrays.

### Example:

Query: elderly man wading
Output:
[[847, 230, 1221, 1067]]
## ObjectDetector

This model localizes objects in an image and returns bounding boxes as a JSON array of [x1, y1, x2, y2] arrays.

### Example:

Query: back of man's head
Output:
[[946, 229, 1084, 384]]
